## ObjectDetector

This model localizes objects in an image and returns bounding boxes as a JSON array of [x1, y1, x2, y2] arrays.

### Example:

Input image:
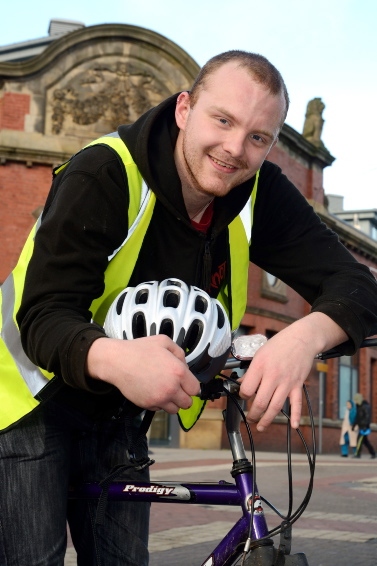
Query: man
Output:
[[1, 50, 377, 565], [353, 393, 376, 458]]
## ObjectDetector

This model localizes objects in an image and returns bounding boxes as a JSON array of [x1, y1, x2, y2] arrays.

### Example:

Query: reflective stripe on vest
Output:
[[0, 134, 258, 431]]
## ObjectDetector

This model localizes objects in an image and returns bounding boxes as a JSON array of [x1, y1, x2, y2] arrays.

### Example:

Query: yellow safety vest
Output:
[[0, 134, 259, 432]]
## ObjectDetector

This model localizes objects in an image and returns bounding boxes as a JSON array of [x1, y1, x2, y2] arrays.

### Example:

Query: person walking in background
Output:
[[340, 400, 358, 457], [353, 393, 376, 459]]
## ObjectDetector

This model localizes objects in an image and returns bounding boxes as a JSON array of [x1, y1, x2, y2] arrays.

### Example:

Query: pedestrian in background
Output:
[[340, 400, 358, 457], [353, 393, 376, 459]]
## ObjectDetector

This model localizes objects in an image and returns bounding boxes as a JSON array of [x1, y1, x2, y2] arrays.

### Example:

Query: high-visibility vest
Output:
[[0, 134, 259, 432]]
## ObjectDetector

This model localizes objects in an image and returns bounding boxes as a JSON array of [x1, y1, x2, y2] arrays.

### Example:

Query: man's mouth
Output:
[[210, 156, 237, 170]]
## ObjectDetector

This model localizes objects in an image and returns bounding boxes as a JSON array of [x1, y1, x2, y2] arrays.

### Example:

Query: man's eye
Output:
[[219, 118, 228, 125], [251, 134, 263, 142]]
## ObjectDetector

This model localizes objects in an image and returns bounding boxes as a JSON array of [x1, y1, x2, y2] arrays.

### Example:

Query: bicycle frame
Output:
[[68, 337, 377, 564], [69, 378, 308, 566]]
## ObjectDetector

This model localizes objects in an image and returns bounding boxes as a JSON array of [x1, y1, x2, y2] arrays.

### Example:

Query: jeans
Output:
[[0, 387, 150, 566]]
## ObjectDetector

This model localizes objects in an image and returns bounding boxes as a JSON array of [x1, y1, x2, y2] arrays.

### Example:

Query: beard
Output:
[[181, 136, 250, 198]]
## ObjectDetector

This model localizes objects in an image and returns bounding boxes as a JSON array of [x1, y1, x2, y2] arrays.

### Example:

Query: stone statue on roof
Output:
[[302, 97, 326, 149]]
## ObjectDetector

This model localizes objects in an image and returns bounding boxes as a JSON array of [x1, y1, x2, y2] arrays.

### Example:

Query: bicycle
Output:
[[68, 335, 377, 566]]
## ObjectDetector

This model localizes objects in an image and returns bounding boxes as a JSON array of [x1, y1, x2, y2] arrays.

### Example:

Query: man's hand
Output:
[[86, 335, 200, 413], [239, 312, 348, 431]]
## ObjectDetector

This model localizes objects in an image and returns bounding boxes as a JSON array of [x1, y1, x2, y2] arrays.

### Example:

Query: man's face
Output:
[[175, 62, 286, 198]]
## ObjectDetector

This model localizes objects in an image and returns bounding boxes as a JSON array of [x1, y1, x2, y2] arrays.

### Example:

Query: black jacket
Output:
[[18, 94, 377, 398], [355, 401, 372, 430]]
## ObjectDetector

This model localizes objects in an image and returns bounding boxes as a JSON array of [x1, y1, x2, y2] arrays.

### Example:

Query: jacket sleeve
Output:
[[17, 145, 130, 392], [250, 161, 377, 353]]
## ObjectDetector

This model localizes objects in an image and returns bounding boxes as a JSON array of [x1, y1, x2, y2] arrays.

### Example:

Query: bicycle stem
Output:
[[222, 379, 271, 549], [223, 380, 248, 462]]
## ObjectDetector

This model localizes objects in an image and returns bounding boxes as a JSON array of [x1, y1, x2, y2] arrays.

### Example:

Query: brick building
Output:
[[1, 20, 376, 453]]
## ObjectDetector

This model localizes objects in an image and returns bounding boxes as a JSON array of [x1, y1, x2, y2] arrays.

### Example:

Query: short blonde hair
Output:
[[190, 50, 289, 123]]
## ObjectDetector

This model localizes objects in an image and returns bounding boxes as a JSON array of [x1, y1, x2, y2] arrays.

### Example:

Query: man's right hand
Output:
[[86, 335, 200, 413]]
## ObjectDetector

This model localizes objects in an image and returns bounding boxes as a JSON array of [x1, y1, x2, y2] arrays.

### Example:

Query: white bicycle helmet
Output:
[[104, 278, 231, 382]]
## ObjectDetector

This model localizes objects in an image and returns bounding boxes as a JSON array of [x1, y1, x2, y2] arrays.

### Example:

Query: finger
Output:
[[161, 394, 195, 414], [288, 387, 303, 429], [162, 336, 187, 363], [149, 400, 181, 414], [252, 384, 303, 432], [239, 366, 262, 400], [247, 386, 286, 431], [247, 396, 284, 432], [243, 376, 273, 422], [160, 383, 194, 413], [175, 392, 194, 410], [182, 370, 201, 397]]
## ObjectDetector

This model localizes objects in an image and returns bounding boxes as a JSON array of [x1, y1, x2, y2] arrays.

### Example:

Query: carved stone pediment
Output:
[[47, 58, 167, 136], [0, 24, 200, 158]]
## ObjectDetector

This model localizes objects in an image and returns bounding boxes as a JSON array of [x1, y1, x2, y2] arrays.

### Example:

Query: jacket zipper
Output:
[[202, 237, 213, 293]]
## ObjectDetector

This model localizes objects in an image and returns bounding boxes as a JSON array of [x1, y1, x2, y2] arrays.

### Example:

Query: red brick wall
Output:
[[0, 161, 53, 282], [247, 266, 310, 322], [268, 144, 325, 204], [0, 92, 30, 130], [0, 92, 52, 282], [371, 359, 377, 423]]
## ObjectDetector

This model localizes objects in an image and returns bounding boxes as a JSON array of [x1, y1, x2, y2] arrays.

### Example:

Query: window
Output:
[[261, 271, 288, 303], [266, 273, 278, 287], [338, 355, 358, 419]]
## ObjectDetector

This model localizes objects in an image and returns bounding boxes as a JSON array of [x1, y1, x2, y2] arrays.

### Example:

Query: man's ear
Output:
[[175, 91, 191, 130]]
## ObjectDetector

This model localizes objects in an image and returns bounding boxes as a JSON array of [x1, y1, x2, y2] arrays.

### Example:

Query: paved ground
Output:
[[64, 447, 377, 565]]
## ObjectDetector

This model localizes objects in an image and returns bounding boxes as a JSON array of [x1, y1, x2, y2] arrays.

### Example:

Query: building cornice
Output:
[[245, 306, 297, 325], [0, 23, 199, 81], [279, 123, 335, 169], [310, 200, 377, 260], [0, 129, 86, 166]]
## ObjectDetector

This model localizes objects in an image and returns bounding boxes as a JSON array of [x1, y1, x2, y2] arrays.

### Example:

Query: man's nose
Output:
[[222, 132, 245, 159]]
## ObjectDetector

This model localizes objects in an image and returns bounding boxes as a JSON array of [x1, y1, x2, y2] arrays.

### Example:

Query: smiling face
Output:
[[175, 61, 286, 202]]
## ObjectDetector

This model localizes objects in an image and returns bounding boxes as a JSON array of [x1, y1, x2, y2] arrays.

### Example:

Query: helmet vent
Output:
[[195, 295, 208, 314], [135, 289, 149, 304], [132, 312, 147, 338], [116, 291, 128, 315], [182, 321, 203, 355], [216, 304, 225, 328], [163, 290, 180, 308], [159, 319, 174, 339]]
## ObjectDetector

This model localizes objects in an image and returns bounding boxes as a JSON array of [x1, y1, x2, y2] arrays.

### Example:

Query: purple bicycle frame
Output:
[[69, 380, 270, 566], [69, 472, 269, 566]]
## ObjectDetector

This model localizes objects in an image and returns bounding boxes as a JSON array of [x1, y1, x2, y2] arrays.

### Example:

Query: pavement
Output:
[[64, 447, 377, 566]]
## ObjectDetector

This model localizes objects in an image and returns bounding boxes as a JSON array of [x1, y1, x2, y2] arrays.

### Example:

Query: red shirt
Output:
[[190, 201, 214, 233]]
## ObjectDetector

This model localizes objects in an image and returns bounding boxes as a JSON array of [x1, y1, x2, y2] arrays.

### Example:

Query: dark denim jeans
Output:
[[0, 389, 150, 566]]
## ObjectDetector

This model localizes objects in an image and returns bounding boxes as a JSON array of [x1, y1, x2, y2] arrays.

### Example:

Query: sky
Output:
[[1, 0, 376, 210]]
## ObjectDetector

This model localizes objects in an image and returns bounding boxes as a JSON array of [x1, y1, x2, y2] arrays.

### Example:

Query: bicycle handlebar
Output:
[[316, 337, 377, 360], [227, 336, 377, 366], [199, 336, 377, 401]]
